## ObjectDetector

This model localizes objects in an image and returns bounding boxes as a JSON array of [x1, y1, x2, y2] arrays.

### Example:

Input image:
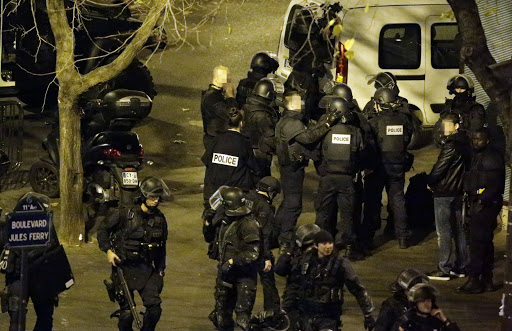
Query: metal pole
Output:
[[17, 250, 27, 331]]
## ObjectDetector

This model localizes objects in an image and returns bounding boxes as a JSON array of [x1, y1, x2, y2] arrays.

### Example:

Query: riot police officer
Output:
[[237, 52, 279, 106], [433, 74, 486, 145], [375, 269, 429, 331], [296, 230, 375, 330], [364, 87, 413, 249], [314, 98, 367, 259], [97, 177, 170, 331], [274, 91, 338, 252], [242, 78, 281, 178], [208, 187, 262, 330], [245, 176, 281, 314], [201, 66, 238, 149]]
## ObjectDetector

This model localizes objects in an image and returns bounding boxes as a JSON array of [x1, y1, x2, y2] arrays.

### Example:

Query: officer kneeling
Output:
[[98, 177, 170, 331]]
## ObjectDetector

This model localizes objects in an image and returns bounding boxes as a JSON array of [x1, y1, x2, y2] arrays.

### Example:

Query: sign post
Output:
[[5, 194, 52, 331]]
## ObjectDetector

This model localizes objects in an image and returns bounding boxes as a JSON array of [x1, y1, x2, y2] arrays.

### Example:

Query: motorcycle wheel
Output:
[[29, 160, 60, 198]]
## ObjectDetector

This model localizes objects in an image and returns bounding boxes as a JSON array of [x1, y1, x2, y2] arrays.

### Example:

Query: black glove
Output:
[[220, 261, 232, 276], [202, 208, 216, 221], [364, 314, 376, 331], [326, 111, 341, 126]]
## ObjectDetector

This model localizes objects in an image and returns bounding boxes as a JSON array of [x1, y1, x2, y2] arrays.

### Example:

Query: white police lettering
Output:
[[331, 134, 351, 144], [386, 125, 403, 135], [212, 153, 239, 167]]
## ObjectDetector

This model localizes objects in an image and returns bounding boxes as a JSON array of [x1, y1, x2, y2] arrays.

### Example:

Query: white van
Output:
[[276, 0, 460, 127]]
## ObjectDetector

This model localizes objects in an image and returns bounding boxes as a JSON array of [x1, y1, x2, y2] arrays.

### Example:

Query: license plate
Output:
[[122, 171, 138, 186]]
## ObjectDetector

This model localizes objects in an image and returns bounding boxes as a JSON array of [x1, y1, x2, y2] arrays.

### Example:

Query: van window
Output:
[[284, 5, 305, 50], [431, 23, 460, 69], [379, 24, 421, 69]]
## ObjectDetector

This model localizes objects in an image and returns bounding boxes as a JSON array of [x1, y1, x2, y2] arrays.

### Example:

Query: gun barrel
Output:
[[117, 267, 143, 329]]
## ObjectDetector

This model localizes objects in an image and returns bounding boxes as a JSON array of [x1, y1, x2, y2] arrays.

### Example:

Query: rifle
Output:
[[116, 265, 143, 329]]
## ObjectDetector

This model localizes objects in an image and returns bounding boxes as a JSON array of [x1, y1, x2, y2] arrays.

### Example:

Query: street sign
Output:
[[6, 211, 52, 248]]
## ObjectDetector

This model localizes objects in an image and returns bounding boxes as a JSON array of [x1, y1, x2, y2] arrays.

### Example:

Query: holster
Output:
[[0, 289, 8, 313], [104, 279, 116, 303]]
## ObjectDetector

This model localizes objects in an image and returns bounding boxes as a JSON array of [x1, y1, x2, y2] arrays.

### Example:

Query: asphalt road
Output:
[[0, 0, 505, 330]]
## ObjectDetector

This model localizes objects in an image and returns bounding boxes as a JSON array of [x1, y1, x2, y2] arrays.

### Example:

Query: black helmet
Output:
[[295, 223, 321, 248], [407, 283, 439, 303], [0, 149, 10, 177], [447, 74, 474, 94], [251, 52, 279, 74], [327, 97, 350, 115], [374, 87, 398, 109], [220, 187, 252, 216], [140, 177, 171, 199], [253, 78, 276, 100], [331, 83, 353, 101], [368, 72, 399, 92], [256, 176, 281, 194], [391, 268, 429, 293]]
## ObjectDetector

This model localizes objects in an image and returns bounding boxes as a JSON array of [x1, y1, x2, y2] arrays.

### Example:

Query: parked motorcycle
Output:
[[29, 89, 151, 211]]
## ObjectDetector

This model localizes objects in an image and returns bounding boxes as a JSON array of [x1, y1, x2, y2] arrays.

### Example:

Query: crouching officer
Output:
[[297, 230, 376, 331], [98, 177, 170, 331], [209, 187, 262, 330]]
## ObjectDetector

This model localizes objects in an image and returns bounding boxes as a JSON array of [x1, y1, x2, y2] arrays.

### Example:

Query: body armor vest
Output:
[[218, 216, 261, 263], [322, 123, 358, 175], [275, 115, 307, 166], [243, 102, 278, 149], [376, 112, 408, 164]]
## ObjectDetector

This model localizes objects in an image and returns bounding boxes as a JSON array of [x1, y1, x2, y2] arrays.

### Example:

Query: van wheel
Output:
[[29, 160, 60, 198]]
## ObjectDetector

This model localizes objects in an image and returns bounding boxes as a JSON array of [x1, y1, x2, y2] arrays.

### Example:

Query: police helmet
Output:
[[253, 78, 276, 100], [368, 72, 398, 92], [250, 52, 279, 73], [407, 283, 439, 303], [295, 223, 321, 248], [447, 74, 474, 94], [374, 87, 398, 108], [220, 187, 252, 216], [256, 176, 281, 194], [391, 268, 429, 293], [331, 83, 353, 101], [0, 149, 10, 177], [140, 177, 171, 199], [327, 97, 350, 116]]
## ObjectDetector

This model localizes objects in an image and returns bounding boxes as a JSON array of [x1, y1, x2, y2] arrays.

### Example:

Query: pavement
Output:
[[0, 0, 506, 329]]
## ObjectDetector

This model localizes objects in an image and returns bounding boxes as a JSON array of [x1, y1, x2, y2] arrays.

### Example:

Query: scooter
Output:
[[29, 89, 152, 208]]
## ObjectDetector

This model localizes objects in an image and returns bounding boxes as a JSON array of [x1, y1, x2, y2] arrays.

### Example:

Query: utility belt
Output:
[[299, 299, 342, 316], [114, 240, 164, 261]]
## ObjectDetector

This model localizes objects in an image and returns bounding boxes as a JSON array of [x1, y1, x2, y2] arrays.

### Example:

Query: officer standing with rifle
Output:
[[98, 177, 170, 331]]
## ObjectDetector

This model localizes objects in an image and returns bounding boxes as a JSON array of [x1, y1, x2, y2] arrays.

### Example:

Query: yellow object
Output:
[[477, 188, 485, 194], [228, 25, 232, 35], [345, 50, 354, 60], [333, 24, 343, 37], [345, 38, 355, 51]]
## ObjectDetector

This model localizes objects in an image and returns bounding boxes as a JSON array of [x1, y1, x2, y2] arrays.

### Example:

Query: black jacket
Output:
[[242, 96, 279, 151], [236, 71, 267, 106], [428, 132, 471, 197], [394, 308, 460, 331], [463, 146, 505, 203], [375, 292, 411, 331], [201, 85, 238, 137], [245, 190, 279, 257]]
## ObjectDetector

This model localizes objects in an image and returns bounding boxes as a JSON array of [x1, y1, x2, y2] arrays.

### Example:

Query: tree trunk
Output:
[[58, 88, 84, 244]]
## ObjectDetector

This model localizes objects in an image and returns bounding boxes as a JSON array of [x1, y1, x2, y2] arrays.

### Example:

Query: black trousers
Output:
[[7, 279, 56, 331], [467, 200, 501, 276], [257, 257, 280, 312], [275, 165, 305, 245], [282, 281, 300, 331], [214, 271, 257, 331], [300, 314, 341, 331], [362, 165, 410, 242], [113, 263, 163, 331], [315, 173, 356, 247]]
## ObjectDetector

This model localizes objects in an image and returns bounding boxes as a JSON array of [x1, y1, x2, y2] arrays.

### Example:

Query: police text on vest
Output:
[[212, 153, 239, 167], [386, 125, 403, 135], [331, 134, 351, 144]]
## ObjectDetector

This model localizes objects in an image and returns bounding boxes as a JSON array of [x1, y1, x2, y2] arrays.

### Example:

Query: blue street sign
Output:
[[7, 211, 52, 248]]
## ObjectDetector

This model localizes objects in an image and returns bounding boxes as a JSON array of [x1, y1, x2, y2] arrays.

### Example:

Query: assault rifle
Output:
[[117, 266, 142, 329]]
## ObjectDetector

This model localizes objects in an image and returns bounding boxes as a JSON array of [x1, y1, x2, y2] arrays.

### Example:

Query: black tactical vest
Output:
[[322, 123, 358, 175], [275, 113, 307, 166], [375, 112, 408, 164]]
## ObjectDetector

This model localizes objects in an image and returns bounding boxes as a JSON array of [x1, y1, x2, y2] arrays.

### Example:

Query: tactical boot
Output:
[[457, 275, 483, 294], [398, 238, 409, 249], [208, 309, 219, 328], [345, 244, 365, 261], [482, 272, 498, 292]]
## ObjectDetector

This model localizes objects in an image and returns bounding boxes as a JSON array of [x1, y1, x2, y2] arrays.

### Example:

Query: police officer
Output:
[[237, 52, 279, 106], [364, 87, 413, 249], [97, 177, 170, 331], [0, 193, 69, 331], [242, 78, 281, 178], [274, 91, 338, 252], [202, 107, 263, 222], [314, 97, 367, 260], [433, 74, 486, 145], [208, 187, 262, 331], [201, 66, 238, 149], [274, 223, 321, 331], [458, 128, 504, 294], [375, 269, 429, 331], [245, 176, 282, 313], [296, 230, 376, 330], [394, 283, 460, 331]]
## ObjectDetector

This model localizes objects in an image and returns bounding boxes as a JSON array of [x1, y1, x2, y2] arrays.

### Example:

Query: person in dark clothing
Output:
[[363, 87, 414, 250], [201, 66, 238, 149], [427, 114, 471, 280], [242, 78, 281, 178], [202, 108, 263, 223], [375, 268, 429, 331], [237, 52, 279, 107], [205, 187, 262, 331], [296, 230, 376, 331], [314, 97, 367, 260], [97, 177, 170, 331], [458, 128, 505, 294], [433, 74, 486, 145], [274, 91, 338, 253], [394, 283, 460, 331], [274, 223, 321, 331], [245, 176, 282, 313]]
